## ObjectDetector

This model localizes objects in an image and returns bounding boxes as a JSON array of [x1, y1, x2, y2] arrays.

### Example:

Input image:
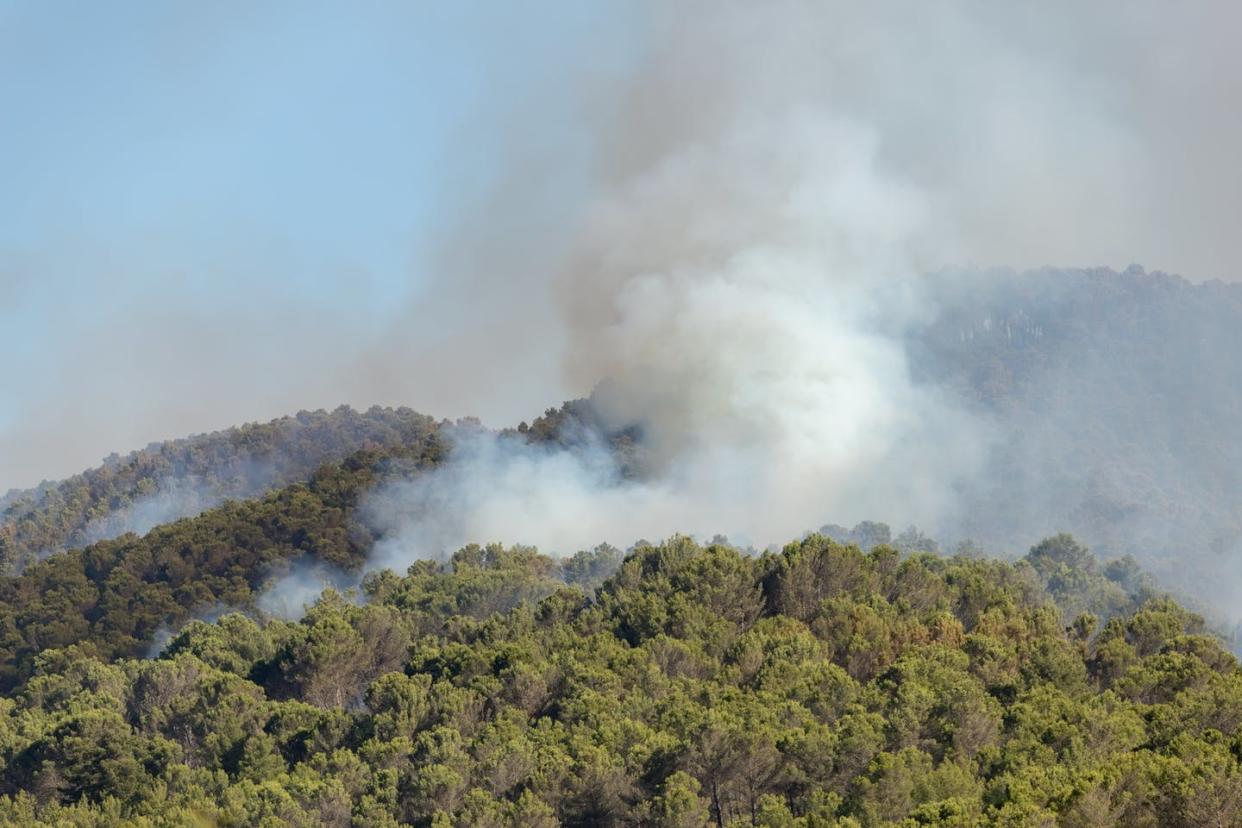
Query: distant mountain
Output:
[[0, 406, 441, 573], [910, 266, 1242, 614]]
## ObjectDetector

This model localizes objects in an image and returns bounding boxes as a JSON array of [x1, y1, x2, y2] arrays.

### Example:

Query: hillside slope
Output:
[[0, 406, 441, 574], [0, 426, 448, 692], [910, 266, 1242, 615], [10, 267, 1239, 619]]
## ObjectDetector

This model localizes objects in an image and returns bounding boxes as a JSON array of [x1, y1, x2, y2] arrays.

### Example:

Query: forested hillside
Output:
[[911, 266, 1242, 615], [0, 406, 441, 574], [0, 535, 1236, 826], [4, 392, 1230, 826], [2, 268, 1240, 824], [11, 267, 1241, 621], [6, 0, 1238, 823], [0, 430, 447, 694]]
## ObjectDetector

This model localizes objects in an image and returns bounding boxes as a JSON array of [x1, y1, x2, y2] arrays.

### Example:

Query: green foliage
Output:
[[0, 534, 1235, 826], [0, 432, 443, 693], [0, 405, 441, 573]]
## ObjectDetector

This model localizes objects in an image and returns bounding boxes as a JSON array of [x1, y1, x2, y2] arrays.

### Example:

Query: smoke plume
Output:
[[354, 2, 1054, 565], [344, 3, 1242, 637], [8, 3, 1242, 626]]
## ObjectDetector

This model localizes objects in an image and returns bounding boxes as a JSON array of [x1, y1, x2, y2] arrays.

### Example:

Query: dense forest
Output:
[[0, 402, 638, 695], [7, 0, 1238, 821], [0, 431, 448, 694], [1, 393, 1234, 825], [0, 534, 1237, 826], [1, 268, 1240, 824], [0, 406, 442, 574]]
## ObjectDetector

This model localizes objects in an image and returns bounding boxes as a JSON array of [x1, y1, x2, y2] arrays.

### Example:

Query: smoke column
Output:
[[355, 2, 1242, 622], [359, 4, 1021, 564]]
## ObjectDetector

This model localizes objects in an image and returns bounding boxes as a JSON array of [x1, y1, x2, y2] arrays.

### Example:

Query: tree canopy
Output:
[[0, 534, 1236, 827], [0, 406, 441, 574]]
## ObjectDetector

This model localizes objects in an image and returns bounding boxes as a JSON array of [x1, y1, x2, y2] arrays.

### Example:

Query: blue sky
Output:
[[0, 2, 638, 489]]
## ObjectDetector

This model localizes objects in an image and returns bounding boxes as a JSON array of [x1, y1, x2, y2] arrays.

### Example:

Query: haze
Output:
[[2, 0, 1239, 496]]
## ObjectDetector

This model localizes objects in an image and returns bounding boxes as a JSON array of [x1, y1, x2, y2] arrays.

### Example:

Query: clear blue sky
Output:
[[0, 1, 638, 489]]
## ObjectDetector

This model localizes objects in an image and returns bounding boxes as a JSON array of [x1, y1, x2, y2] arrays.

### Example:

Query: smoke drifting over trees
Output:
[[910, 267, 1242, 621], [0, 406, 440, 573], [4, 4, 1242, 824], [335, 2, 1242, 631], [6, 2, 1242, 627]]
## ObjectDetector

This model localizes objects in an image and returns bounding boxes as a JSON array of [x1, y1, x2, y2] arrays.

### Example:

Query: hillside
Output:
[[1, 269, 1240, 824], [9, 267, 1239, 620], [0, 406, 441, 574], [0, 327, 1237, 824], [909, 266, 1242, 619], [0, 535, 1236, 826], [5, 1, 1238, 824], [0, 428, 450, 692]]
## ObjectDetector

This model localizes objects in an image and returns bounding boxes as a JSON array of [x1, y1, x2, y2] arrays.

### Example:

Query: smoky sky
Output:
[[2, 0, 1239, 492]]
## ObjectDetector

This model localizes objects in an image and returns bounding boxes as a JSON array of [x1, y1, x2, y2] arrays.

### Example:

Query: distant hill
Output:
[[0, 421, 450, 691], [909, 266, 1242, 617], [7, 267, 1241, 629], [0, 406, 441, 573]]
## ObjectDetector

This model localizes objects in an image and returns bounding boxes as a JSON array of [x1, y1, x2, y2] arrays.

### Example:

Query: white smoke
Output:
[[363, 428, 634, 566], [352, 125, 989, 568], [80, 477, 227, 547], [5, 0, 1240, 496], [251, 1, 1242, 621], [256, 556, 359, 621], [354, 9, 998, 569]]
